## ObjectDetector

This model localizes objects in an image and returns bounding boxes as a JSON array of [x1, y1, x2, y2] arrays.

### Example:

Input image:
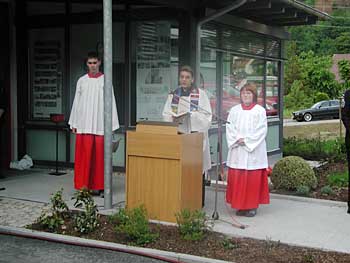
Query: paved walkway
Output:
[[1, 168, 350, 255], [0, 234, 169, 263]]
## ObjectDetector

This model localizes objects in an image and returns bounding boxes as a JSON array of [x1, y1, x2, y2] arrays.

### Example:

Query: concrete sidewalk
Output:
[[0, 168, 350, 254]]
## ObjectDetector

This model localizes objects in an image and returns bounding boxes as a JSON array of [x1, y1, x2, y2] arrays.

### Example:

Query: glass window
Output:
[[201, 49, 216, 122], [320, 101, 330, 108], [266, 61, 279, 117], [29, 28, 65, 120], [220, 53, 265, 120], [71, 3, 102, 13], [70, 23, 125, 125], [330, 100, 339, 107], [27, 2, 65, 15], [132, 21, 178, 124]]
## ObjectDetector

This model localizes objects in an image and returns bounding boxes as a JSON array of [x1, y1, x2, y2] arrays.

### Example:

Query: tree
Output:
[[335, 33, 350, 54], [338, 59, 350, 92], [284, 41, 301, 95]]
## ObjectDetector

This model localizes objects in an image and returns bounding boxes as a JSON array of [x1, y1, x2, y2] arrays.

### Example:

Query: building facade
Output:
[[0, 0, 328, 173]]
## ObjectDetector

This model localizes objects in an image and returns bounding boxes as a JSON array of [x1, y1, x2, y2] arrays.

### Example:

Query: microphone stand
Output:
[[171, 92, 229, 221]]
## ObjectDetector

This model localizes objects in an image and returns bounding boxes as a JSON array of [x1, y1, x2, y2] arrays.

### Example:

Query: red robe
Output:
[[226, 168, 270, 210], [74, 134, 104, 190]]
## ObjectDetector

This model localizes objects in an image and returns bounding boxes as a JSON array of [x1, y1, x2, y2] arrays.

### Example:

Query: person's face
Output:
[[179, 71, 193, 89], [86, 58, 101, 74], [241, 89, 254, 106]]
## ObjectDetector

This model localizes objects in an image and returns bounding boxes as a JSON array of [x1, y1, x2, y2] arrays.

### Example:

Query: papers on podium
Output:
[[171, 111, 191, 134]]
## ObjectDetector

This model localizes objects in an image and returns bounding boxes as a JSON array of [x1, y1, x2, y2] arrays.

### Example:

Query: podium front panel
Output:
[[126, 130, 203, 223], [127, 156, 180, 222]]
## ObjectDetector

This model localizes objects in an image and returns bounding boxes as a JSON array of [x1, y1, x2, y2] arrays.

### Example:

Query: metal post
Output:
[[103, 0, 113, 209], [339, 97, 343, 139]]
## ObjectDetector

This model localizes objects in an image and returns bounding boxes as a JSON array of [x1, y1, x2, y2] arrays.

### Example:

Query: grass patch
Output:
[[327, 171, 349, 188], [283, 123, 344, 140]]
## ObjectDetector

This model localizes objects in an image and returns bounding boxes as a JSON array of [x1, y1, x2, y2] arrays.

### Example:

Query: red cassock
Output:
[[74, 134, 104, 190], [226, 168, 270, 210]]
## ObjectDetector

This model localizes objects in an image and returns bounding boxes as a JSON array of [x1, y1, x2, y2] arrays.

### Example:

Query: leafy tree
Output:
[[338, 59, 350, 91], [284, 80, 313, 109], [335, 32, 350, 54], [284, 41, 301, 95]]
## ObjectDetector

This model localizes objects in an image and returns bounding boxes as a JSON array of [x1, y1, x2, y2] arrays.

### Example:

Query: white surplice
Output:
[[68, 74, 119, 135], [226, 104, 268, 170], [162, 88, 212, 172]]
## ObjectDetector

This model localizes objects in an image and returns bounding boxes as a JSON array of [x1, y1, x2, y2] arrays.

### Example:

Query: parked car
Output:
[[292, 100, 341, 122]]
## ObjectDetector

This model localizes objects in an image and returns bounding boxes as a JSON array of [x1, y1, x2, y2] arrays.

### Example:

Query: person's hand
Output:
[[72, 128, 77, 133], [237, 138, 245, 146]]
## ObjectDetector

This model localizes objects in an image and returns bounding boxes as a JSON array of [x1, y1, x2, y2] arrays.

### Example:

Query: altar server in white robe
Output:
[[225, 83, 270, 217], [69, 51, 119, 196], [162, 65, 212, 206]]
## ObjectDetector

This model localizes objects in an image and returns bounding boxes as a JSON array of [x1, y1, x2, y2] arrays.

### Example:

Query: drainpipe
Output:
[[103, 0, 113, 210], [195, 0, 247, 220]]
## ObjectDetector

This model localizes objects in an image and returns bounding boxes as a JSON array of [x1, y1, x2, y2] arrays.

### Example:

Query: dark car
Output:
[[292, 100, 341, 122]]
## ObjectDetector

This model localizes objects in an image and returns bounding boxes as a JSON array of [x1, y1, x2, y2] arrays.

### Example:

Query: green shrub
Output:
[[271, 156, 318, 190], [113, 206, 158, 246], [327, 171, 349, 188], [283, 137, 346, 162], [320, 185, 334, 195], [72, 188, 99, 234], [222, 238, 239, 250], [175, 209, 210, 241], [314, 92, 330, 102], [37, 188, 69, 233], [296, 185, 310, 196]]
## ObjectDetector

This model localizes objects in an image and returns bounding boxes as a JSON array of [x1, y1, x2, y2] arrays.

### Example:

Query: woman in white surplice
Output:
[[225, 83, 270, 217], [162, 66, 212, 207]]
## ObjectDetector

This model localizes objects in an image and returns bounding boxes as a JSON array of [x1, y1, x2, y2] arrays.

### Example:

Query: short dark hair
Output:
[[87, 51, 100, 60], [179, 65, 194, 78]]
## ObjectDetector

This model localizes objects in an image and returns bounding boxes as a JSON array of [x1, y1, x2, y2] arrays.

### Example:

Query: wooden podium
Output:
[[126, 121, 203, 223]]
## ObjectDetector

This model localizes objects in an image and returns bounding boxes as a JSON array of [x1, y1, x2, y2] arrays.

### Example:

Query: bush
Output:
[[271, 156, 317, 190], [175, 209, 210, 241], [320, 185, 334, 195], [37, 188, 69, 233], [296, 185, 310, 196], [72, 188, 99, 234], [113, 206, 158, 246], [283, 137, 346, 162], [314, 92, 330, 102]]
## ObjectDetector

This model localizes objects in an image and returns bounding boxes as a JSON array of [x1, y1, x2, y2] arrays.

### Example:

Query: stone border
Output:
[[270, 193, 347, 207], [0, 226, 232, 263]]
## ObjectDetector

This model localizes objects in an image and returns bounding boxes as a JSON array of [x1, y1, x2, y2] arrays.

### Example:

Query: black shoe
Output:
[[90, 190, 100, 196], [205, 179, 211, 186], [245, 209, 257, 217], [236, 210, 247, 216]]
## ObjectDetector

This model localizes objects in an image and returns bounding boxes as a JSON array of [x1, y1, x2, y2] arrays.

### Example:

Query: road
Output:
[[0, 234, 170, 263], [283, 118, 341, 127]]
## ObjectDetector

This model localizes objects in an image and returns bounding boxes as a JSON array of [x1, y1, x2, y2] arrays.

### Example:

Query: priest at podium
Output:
[[162, 65, 212, 206]]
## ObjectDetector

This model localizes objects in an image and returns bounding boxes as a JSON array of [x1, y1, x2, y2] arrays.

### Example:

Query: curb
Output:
[[270, 193, 347, 207], [0, 225, 232, 263]]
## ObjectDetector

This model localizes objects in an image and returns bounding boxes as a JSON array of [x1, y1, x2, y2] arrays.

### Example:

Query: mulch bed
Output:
[[271, 162, 349, 202], [28, 214, 350, 263]]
